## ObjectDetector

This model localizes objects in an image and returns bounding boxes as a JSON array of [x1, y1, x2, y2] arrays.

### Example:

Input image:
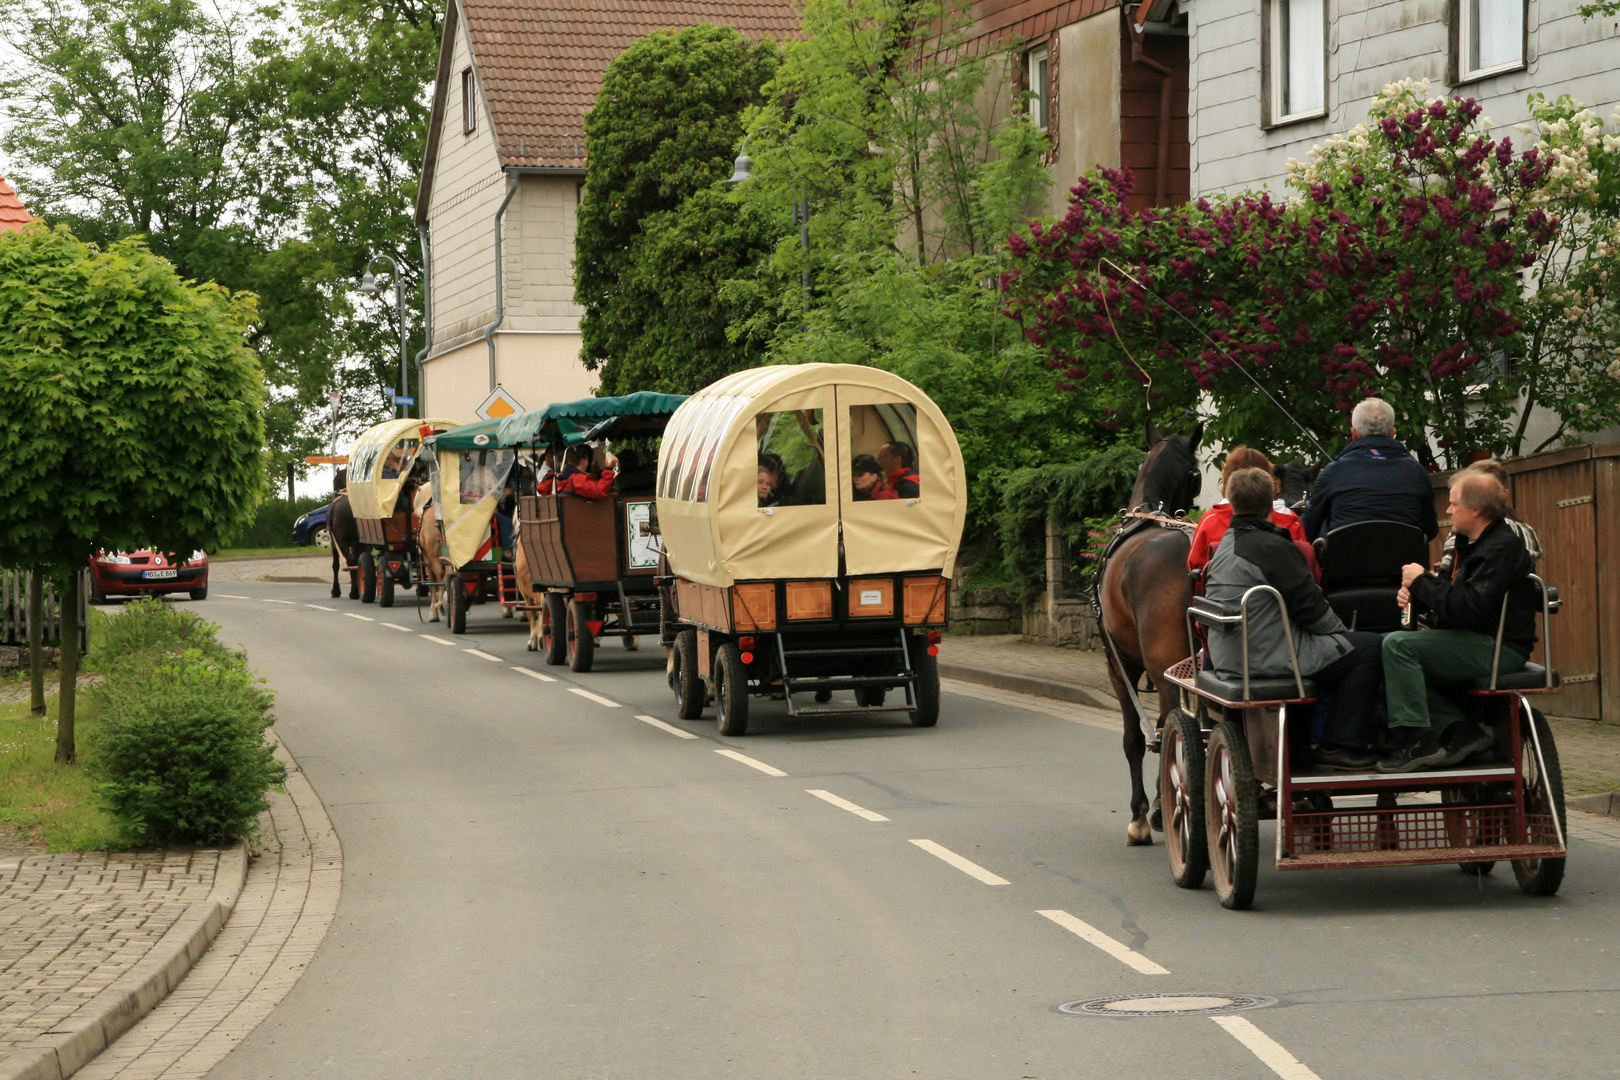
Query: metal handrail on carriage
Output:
[[1183, 583, 1311, 703]]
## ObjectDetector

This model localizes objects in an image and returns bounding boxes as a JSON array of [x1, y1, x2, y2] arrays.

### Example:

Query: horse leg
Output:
[[347, 544, 360, 600], [1106, 652, 1154, 846], [331, 541, 340, 599]]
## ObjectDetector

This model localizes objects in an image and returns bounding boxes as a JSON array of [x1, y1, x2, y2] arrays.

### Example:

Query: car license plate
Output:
[[141, 569, 178, 580]]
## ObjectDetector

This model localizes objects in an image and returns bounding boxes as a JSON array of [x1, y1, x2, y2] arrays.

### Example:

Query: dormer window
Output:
[[462, 68, 477, 134]]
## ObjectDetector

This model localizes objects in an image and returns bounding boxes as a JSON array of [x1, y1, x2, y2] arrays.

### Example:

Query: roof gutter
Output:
[[414, 220, 433, 418], [483, 172, 521, 393]]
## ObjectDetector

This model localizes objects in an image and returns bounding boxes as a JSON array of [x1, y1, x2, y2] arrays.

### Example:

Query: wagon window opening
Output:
[[382, 439, 416, 479], [757, 409, 825, 507], [459, 449, 515, 504], [677, 399, 733, 502], [848, 401, 919, 501]]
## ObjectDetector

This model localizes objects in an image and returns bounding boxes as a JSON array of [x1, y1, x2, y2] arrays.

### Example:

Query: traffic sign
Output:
[[475, 385, 525, 421], [393, 396, 415, 406]]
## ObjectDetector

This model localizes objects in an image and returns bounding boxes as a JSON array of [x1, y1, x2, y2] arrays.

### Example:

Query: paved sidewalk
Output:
[[207, 554, 328, 586]]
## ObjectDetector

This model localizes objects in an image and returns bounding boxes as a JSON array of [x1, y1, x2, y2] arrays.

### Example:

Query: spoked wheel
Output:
[[1442, 784, 1496, 876], [445, 572, 467, 634], [909, 640, 940, 727], [1514, 706, 1566, 896], [1206, 719, 1259, 910], [1160, 708, 1208, 890], [379, 560, 396, 607], [359, 550, 377, 604], [541, 594, 567, 665], [714, 641, 749, 736], [670, 629, 704, 720], [567, 599, 595, 673]]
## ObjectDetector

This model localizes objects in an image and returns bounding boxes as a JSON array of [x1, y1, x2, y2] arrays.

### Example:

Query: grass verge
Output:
[[0, 694, 126, 851]]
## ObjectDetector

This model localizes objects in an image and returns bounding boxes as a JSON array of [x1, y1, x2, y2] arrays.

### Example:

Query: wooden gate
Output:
[[0, 570, 90, 652]]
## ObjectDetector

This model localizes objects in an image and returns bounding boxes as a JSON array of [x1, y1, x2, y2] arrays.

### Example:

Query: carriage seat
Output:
[[1464, 663, 1558, 693], [1315, 521, 1431, 632], [1194, 669, 1318, 704]]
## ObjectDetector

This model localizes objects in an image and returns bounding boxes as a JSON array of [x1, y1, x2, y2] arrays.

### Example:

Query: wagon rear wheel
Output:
[[1206, 719, 1259, 911], [379, 560, 396, 607], [359, 550, 377, 604], [1514, 706, 1566, 897], [541, 594, 567, 665], [714, 641, 749, 736], [1161, 708, 1208, 890], [445, 572, 467, 634], [568, 599, 595, 673], [670, 629, 704, 720], [909, 641, 940, 727]]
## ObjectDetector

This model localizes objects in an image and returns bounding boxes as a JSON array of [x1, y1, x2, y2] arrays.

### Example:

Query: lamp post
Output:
[[356, 255, 410, 419], [725, 151, 811, 301]]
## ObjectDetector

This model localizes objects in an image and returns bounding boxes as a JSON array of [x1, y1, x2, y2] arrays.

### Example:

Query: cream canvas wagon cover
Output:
[[656, 364, 965, 588], [346, 418, 460, 521]]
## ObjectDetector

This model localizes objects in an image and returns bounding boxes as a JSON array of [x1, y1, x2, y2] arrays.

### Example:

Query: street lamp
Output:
[[725, 150, 810, 301], [356, 255, 410, 419]]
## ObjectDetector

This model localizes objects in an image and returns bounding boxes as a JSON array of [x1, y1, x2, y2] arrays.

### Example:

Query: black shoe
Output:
[[1314, 745, 1379, 771], [1377, 730, 1446, 773], [1437, 722, 1495, 767]]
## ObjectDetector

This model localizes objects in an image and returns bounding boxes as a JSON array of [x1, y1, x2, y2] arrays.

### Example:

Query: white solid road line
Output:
[[420, 635, 456, 646], [907, 839, 1010, 885], [806, 789, 889, 822], [1035, 909, 1169, 976], [263, 599, 298, 605], [464, 649, 503, 662], [344, 613, 374, 622], [1212, 1016, 1324, 1080], [218, 594, 250, 599], [382, 623, 414, 632], [306, 604, 335, 611], [636, 714, 699, 739], [512, 667, 557, 683], [568, 687, 621, 708], [714, 748, 787, 776]]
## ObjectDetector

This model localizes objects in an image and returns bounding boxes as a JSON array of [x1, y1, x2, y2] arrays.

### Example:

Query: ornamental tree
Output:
[[0, 225, 267, 761]]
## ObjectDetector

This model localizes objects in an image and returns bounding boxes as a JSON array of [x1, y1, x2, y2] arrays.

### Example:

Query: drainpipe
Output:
[[482, 172, 521, 394], [1128, 14, 1175, 208], [414, 220, 432, 418]]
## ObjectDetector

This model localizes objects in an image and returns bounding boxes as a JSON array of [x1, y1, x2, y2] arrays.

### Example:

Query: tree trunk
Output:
[[27, 572, 45, 718], [54, 571, 78, 765]]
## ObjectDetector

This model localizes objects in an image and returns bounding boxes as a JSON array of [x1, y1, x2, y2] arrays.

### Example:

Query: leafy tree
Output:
[[575, 24, 784, 394], [0, 225, 267, 762]]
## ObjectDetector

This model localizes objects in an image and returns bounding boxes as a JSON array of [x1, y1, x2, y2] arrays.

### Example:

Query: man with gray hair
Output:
[[1303, 396, 1438, 542]]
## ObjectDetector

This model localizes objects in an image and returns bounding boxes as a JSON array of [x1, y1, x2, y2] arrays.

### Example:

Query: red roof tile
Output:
[[0, 173, 31, 232]]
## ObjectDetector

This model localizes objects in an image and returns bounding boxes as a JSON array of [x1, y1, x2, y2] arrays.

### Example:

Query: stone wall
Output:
[[1022, 597, 1100, 650]]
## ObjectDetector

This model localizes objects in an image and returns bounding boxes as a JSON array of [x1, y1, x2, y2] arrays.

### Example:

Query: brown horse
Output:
[[328, 469, 360, 600], [1095, 421, 1203, 846], [415, 485, 448, 622]]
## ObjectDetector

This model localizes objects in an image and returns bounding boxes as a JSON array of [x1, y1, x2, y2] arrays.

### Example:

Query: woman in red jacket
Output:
[[1188, 446, 1318, 584]]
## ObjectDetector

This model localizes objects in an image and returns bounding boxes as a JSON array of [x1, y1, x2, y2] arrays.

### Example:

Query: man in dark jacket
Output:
[[1206, 469, 1386, 768], [1304, 397, 1438, 542], [1377, 469, 1538, 772]]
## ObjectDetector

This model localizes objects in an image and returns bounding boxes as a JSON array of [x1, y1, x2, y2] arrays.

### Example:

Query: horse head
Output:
[[1274, 459, 1319, 512], [1131, 420, 1203, 515]]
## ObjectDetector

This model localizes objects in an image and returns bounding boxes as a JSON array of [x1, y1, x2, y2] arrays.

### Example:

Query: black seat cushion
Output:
[[1324, 586, 1403, 633], [1464, 663, 1558, 692], [1196, 669, 1317, 703], [1317, 521, 1431, 588]]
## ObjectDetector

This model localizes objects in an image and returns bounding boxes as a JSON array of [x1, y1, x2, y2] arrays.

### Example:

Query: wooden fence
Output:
[[0, 570, 89, 652], [1429, 443, 1620, 722]]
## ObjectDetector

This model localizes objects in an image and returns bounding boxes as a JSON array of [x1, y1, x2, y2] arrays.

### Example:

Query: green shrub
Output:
[[89, 598, 236, 673], [225, 494, 328, 549]]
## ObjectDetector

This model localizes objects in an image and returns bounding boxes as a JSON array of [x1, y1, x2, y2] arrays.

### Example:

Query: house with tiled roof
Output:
[[0, 173, 33, 233], [415, 0, 801, 421]]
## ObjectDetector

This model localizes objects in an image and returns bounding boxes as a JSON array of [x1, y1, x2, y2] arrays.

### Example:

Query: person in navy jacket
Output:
[[1303, 397, 1438, 542]]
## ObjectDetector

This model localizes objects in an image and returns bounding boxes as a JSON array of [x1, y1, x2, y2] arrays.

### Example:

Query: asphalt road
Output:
[[185, 582, 1620, 1080]]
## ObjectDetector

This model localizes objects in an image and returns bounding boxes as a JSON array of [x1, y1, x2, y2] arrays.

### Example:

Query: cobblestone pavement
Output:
[[0, 851, 225, 1057], [207, 554, 329, 586], [74, 736, 341, 1080]]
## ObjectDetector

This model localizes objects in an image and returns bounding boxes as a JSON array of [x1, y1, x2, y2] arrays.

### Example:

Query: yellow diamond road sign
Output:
[[476, 385, 524, 421]]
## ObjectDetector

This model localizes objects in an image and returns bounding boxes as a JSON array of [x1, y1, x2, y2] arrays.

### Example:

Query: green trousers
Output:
[[1382, 629, 1527, 732]]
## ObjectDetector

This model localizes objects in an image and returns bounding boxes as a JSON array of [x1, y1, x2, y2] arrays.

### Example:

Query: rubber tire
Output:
[[857, 687, 886, 707], [88, 575, 106, 605], [1160, 708, 1209, 890], [313, 526, 331, 549], [814, 689, 833, 704], [1206, 719, 1259, 911], [670, 629, 704, 720], [359, 551, 377, 604], [445, 572, 467, 635], [568, 599, 595, 673], [379, 563, 396, 608], [542, 594, 567, 666], [188, 586, 208, 601], [714, 641, 749, 736], [909, 643, 940, 727], [1514, 706, 1566, 896]]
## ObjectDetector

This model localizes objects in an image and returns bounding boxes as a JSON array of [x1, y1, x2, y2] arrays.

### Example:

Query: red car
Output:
[[89, 549, 210, 602]]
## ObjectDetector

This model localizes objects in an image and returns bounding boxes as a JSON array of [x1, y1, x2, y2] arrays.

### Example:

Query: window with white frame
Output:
[[1266, 0, 1325, 126], [1025, 46, 1050, 132], [1457, 0, 1525, 81], [461, 68, 477, 134]]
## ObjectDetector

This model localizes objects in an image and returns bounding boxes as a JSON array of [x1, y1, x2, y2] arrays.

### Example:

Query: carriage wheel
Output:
[[909, 640, 940, 727], [714, 641, 749, 736], [541, 594, 567, 666], [359, 551, 377, 604], [379, 561, 396, 608], [1514, 707, 1566, 897], [1206, 719, 1259, 911], [670, 629, 704, 720], [445, 572, 467, 635], [1160, 708, 1208, 890], [568, 599, 595, 673]]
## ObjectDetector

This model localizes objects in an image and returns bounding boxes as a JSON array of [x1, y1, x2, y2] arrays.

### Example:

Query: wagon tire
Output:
[[714, 642, 749, 736], [857, 687, 886, 707], [670, 629, 704, 720], [542, 594, 568, 665], [359, 551, 377, 604], [1514, 707, 1566, 897], [909, 642, 940, 727], [568, 599, 595, 673], [1161, 708, 1208, 890], [1207, 719, 1259, 911], [379, 564, 396, 608], [445, 572, 467, 635]]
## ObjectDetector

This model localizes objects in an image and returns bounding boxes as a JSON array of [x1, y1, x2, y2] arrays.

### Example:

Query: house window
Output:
[[1266, 0, 1326, 126], [1457, 0, 1525, 81], [461, 68, 476, 134], [1025, 46, 1050, 131]]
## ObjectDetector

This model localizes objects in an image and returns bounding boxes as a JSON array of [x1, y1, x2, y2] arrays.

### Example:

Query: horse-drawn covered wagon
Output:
[[655, 363, 963, 735], [343, 417, 459, 607], [420, 418, 524, 634]]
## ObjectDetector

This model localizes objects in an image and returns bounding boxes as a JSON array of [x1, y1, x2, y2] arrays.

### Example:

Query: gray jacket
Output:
[[1205, 516, 1350, 680]]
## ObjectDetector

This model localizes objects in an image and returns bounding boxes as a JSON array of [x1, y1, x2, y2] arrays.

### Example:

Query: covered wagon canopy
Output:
[[423, 417, 519, 570], [496, 391, 688, 448], [655, 364, 966, 588], [346, 417, 459, 521]]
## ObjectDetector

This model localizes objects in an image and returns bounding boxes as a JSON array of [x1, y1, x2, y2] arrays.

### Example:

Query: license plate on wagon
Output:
[[141, 569, 178, 580]]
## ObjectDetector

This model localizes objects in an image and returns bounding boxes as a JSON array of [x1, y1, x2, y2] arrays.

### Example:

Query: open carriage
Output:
[[421, 418, 526, 634], [497, 392, 687, 672], [345, 417, 459, 607], [1159, 520, 1566, 910], [655, 364, 963, 736]]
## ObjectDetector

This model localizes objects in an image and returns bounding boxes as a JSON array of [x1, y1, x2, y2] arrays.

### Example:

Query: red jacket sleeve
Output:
[[565, 469, 616, 500], [1187, 514, 1225, 575]]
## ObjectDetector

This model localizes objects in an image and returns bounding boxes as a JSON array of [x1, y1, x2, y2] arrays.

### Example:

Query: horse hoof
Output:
[[527, 640, 537, 652], [1126, 819, 1154, 846], [330, 589, 340, 599]]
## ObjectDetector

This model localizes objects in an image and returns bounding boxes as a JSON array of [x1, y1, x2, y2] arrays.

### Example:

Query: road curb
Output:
[[0, 845, 248, 1080], [1570, 792, 1620, 819], [936, 663, 1117, 711]]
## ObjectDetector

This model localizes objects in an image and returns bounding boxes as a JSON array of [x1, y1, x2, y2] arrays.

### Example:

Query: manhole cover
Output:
[[1056, 993, 1277, 1018]]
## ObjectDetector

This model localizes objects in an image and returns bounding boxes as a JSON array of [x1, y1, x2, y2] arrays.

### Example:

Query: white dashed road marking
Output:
[[464, 649, 503, 662], [714, 749, 787, 776], [806, 789, 888, 821], [568, 688, 621, 708], [1036, 909, 1169, 976], [636, 714, 699, 739], [512, 667, 557, 683], [907, 839, 1009, 885], [382, 623, 414, 632], [306, 604, 335, 611], [218, 594, 250, 599], [345, 613, 374, 622], [421, 635, 456, 646], [264, 599, 297, 605], [1212, 1016, 1324, 1080]]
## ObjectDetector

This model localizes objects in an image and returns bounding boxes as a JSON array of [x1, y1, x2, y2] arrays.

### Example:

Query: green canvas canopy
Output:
[[427, 417, 512, 453], [496, 392, 688, 448]]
